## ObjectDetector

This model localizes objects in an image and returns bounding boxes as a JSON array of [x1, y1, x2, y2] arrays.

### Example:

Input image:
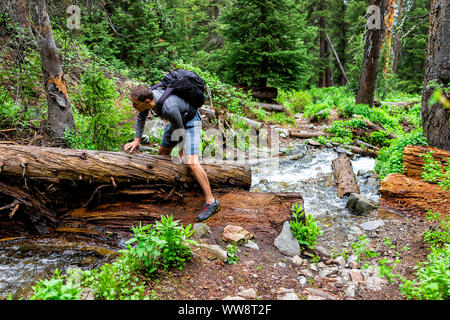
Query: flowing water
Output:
[[0, 144, 382, 299], [251, 144, 381, 251], [0, 237, 118, 298]]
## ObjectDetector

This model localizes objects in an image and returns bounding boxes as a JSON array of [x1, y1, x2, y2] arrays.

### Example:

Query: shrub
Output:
[[0, 87, 21, 127], [81, 256, 148, 300], [289, 202, 322, 251], [375, 129, 428, 179], [421, 151, 450, 191], [122, 222, 165, 275], [155, 215, 196, 270], [29, 269, 82, 300], [277, 89, 313, 113], [64, 67, 133, 151]]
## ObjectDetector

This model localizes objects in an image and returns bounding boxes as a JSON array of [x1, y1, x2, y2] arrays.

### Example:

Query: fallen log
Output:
[[0, 144, 251, 188], [402, 145, 450, 180], [379, 173, 449, 216], [256, 102, 286, 113], [332, 154, 360, 198], [226, 113, 262, 130], [352, 115, 397, 140]]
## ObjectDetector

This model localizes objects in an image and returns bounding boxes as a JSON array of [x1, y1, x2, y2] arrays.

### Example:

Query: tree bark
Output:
[[0, 144, 251, 188], [30, 0, 75, 145], [318, 0, 332, 88], [392, 0, 404, 73], [402, 144, 450, 180], [331, 154, 360, 198], [421, 0, 450, 150], [355, 0, 386, 106], [379, 173, 449, 216], [383, 0, 396, 75], [326, 33, 349, 85]]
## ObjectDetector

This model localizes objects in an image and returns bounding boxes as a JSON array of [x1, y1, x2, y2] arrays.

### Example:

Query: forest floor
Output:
[[124, 111, 433, 301]]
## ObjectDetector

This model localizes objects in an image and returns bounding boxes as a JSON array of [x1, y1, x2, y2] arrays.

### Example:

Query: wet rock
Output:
[[222, 225, 254, 242], [346, 193, 378, 214], [359, 220, 385, 231], [244, 240, 259, 250], [274, 221, 301, 257], [192, 223, 210, 238], [197, 243, 228, 262]]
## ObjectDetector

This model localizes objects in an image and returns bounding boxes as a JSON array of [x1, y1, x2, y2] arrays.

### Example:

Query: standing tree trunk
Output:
[[355, 0, 386, 106], [421, 0, 450, 150], [383, 0, 396, 75], [318, 0, 332, 88], [30, 0, 75, 145], [392, 0, 404, 73]]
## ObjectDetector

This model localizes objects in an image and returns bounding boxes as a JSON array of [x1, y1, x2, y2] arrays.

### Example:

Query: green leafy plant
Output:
[[122, 222, 165, 275], [64, 66, 133, 151], [350, 235, 380, 262], [375, 129, 428, 179], [29, 269, 82, 300], [289, 202, 322, 250], [155, 215, 196, 270], [421, 151, 450, 191], [81, 256, 148, 300], [227, 243, 240, 264]]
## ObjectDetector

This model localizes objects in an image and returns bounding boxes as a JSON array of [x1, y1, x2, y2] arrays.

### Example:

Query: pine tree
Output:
[[219, 0, 314, 90]]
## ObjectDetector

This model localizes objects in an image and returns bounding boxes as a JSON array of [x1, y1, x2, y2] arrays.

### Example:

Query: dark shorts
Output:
[[160, 111, 202, 155]]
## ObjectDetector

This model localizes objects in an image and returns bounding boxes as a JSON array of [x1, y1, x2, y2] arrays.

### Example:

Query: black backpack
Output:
[[151, 70, 207, 123]]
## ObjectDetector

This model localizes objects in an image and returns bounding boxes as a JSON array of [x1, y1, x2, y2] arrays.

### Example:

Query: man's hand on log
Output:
[[124, 138, 141, 153]]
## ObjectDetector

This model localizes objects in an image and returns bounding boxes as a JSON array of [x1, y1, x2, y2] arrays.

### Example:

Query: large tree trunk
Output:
[[355, 0, 386, 106], [30, 0, 75, 145], [392, 0, 404, 73], [421, 0, 450, 150], [0, 144, 251, 188], [383, 0, 396, 75], [0, 144, 252, 236], [318, 0, 332, 88]]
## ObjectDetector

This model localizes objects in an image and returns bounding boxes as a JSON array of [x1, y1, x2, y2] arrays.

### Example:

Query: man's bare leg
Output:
[[184, 154, 215, 204]]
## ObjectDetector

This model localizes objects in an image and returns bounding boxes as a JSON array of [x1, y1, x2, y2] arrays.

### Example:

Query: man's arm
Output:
[[124, 109, 149, 153]]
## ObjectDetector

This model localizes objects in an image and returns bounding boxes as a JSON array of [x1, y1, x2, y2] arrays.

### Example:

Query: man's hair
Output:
[[130, 85, 153, 102]]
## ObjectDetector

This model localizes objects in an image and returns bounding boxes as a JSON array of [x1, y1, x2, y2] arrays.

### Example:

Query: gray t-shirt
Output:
[[134, 87, 192, 139]]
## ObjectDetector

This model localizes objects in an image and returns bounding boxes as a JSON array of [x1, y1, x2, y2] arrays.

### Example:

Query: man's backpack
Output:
[[151, 70, 207, 124]]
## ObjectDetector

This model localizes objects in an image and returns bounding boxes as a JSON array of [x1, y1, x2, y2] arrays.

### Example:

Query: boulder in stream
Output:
[[346, 193, 378, 215]]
